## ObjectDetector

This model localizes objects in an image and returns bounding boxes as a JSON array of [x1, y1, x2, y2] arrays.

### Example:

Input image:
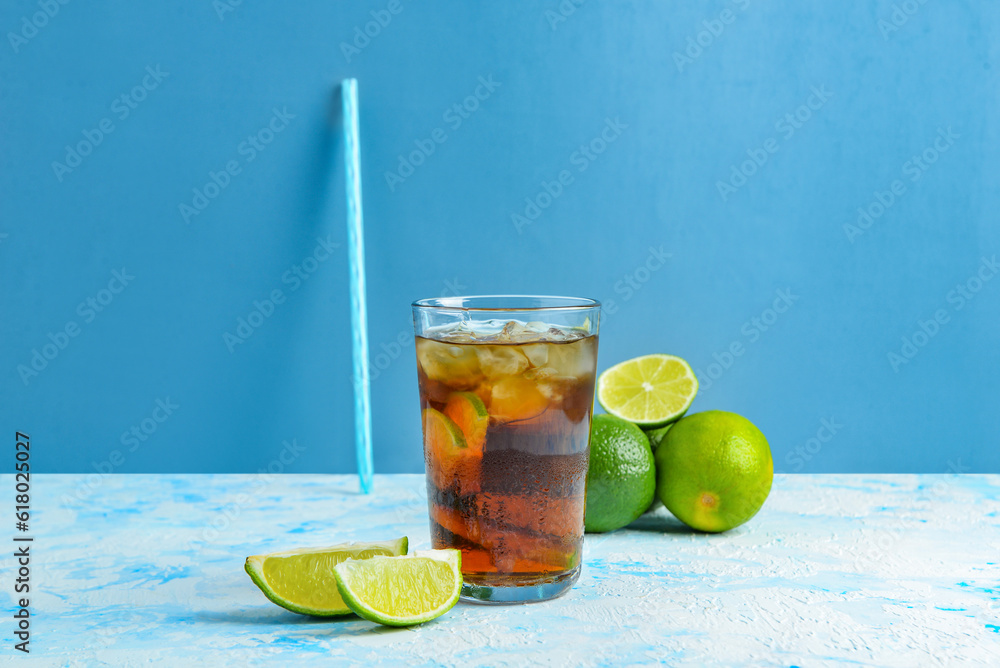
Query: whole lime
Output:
[[655, 410, 773, 532], [584, 414, 656, 533]]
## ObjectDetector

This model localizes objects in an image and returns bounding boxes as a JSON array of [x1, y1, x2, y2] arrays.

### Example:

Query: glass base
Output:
[[459, 565, 580, 604]]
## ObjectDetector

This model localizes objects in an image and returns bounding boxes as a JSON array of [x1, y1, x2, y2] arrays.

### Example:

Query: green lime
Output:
[[244, 537, 408, 616], [423, 407, 468, 459], [597, 354, 698, 427], [655, 411, 773, 532], [334, 549, 462, 627], [423, 407, 482, 496], [584, 414, 656, 533], [443, 392, 489, 454]]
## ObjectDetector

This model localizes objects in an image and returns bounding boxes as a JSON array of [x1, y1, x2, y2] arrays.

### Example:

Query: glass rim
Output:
[[412, 294, 601, 312]]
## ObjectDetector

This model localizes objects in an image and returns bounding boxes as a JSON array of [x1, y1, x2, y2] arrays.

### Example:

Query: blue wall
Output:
[[2, 1, 997, 475]]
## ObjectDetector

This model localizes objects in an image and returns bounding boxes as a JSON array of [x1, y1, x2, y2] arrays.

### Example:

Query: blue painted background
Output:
[[2, 1, 997, 475]]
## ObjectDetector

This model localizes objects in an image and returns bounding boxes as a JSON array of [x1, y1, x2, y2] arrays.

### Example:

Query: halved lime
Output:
[[244, 537, 408, 616], [597, 354, 698, 427], [334, 549, 462, 627]]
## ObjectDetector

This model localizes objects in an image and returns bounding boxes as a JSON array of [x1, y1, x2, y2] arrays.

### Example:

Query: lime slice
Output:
[[597, 354, 698, 427], [244, 537, 408, 616], [424, 407, 482, 496], [423, 407, 468, 459], [334, 549, 462, 627], [443, 392, 489, 454]]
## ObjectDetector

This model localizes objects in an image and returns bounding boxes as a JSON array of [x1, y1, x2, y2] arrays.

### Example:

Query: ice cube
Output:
[[496, 320, 533, 343], [522, 343, 549, 367], [545, 336, 597, 378], [415, 338, 482, 387], [488, 375, 548, 423], [426, 322, 477, 344], [476, 345, 530, 378], [544, 327, 573, 342], [530, 368, 572, 404]]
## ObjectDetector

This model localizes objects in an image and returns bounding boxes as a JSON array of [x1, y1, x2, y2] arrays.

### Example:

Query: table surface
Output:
[[3, 473, 999, 667]]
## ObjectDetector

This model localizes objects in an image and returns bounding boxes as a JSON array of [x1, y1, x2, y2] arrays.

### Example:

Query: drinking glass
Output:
[[412, 295, 600, 603]]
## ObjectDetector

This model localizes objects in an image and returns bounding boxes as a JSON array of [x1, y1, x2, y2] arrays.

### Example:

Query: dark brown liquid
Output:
[[416, 335, 597, 584]]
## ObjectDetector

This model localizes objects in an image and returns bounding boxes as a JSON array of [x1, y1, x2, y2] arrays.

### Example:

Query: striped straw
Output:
[[341, 78, 373, 494]]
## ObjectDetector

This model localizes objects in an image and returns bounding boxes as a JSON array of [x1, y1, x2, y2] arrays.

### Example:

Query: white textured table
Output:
[[3, 474, 998, 666]]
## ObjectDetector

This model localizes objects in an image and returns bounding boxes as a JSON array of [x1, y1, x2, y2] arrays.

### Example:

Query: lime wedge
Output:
[[443, 392, 489, 454], [244, 537, 408, 616], [597, 354, 698, 427], [334, 549, 462, 627], [423, 407, 468, 459]]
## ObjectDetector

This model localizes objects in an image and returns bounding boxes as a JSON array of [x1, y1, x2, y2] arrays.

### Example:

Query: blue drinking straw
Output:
[[341, 79, 373, 494]]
